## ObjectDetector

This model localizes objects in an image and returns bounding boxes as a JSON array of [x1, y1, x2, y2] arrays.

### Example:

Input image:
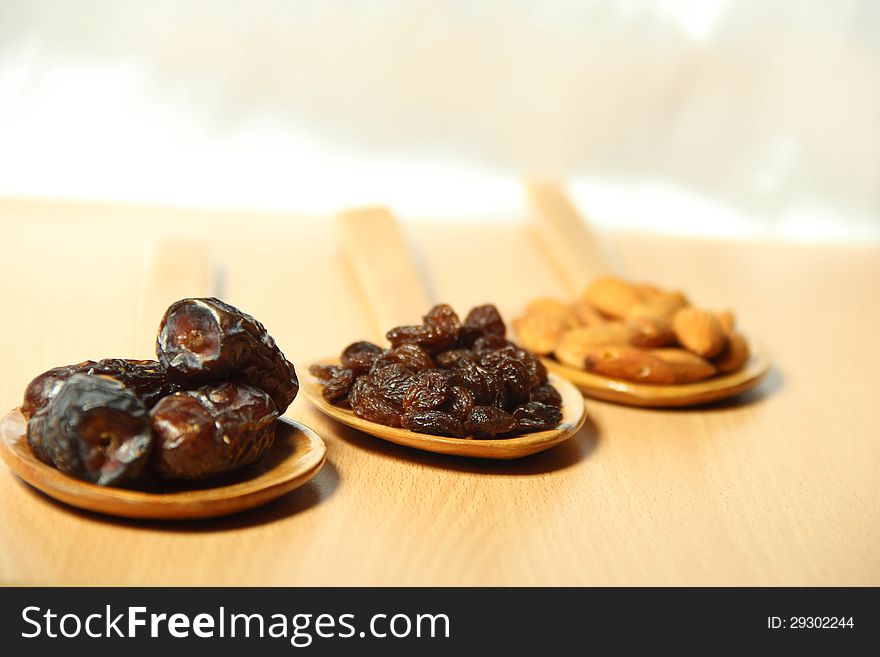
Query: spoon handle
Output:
[[524, 180, 614, 295], [134, 239, 213, 358], [337, 207, 431, 340]]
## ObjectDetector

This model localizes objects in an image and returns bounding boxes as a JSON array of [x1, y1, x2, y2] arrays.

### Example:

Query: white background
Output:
[[0, 0, 877, 242]]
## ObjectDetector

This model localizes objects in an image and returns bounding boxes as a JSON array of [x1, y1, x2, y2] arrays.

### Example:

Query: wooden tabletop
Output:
[[0, 197, 877, 586]]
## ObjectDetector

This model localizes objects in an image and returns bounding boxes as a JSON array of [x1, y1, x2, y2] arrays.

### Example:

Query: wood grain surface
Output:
[[0, 197, 877, 585]]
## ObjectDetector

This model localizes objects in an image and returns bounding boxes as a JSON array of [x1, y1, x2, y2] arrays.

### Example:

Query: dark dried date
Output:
[[156, 297, 299, 413], [22, 359, 177, 418], [27, 374, 152, 486], [150, 382, 278, 480]]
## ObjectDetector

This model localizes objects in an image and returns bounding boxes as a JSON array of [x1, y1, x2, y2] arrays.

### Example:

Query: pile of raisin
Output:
[[21, 297, 298, 487], [310, 304, 563, 439]]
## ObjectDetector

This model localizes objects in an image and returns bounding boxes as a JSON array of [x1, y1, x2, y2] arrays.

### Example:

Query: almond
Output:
[[524, 298, 581, 329], [672, 307, 727, 358], [513, 314, 566, 356], [584, 276, 644, 319], [626, 315, 676, 348], [627, 291, 689, 322], [716, 310, 736, 333], [554, 324, 635, 368], [650, 348, 716, 383], [570, 297, 606, 327], [713, 331, 750, 373], [582, 345, 677, 384]]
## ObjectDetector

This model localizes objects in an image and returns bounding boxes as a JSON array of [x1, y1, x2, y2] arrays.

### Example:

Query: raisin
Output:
[[402, 411, 465, 438], [22, 359, 177, 418], [150, 382, 278, 480], [368, 363, 415, 408], [443, 385, 475, 422], [447, 362, 504, 407], [391, 344, 435, 371], [454, 324, 484, 348], [341, 341, 384, 375], [386, 324, 456, 355], [496, 358, 531, 406], [27, 374, 152, 486], [156, 297, 299, 413], [466, 405, 517, 439], [435, 349, 475, 368], [515, 348, 549, 387], [472, 335, 513, 354], [320, 368, 355, 404], [350, 378, 403, 427], [403, 370, 449, 413], [423, 304, 460, 332], [308, 363, 345, 383], [513, 401, 562, 431], [530, 383, 562, 407], [463, 304, 506, 338]]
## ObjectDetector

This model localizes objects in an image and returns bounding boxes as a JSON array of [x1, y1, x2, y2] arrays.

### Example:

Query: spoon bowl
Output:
[[303, 360, 587, 459], [0, 409, 326, 519], [542, 336, 771, 407]]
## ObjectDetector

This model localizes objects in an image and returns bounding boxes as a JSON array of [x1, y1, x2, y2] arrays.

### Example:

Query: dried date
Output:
[[156, 297, 299, 413], [27, 374, 152, 486], [150, 382, 278, 480], [22, 359, 177, 418]]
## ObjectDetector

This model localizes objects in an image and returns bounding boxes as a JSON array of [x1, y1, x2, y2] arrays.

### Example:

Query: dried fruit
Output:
[[341, 341, 385, 375], [583, 345, 677, 384], [403, 370, 450, 412], [584, 276, 644, 318], [390, 343, 435, 371], [316, 303, 562, 437], [513, 402, 563, 431], [716, 310, 736, 333], [22, 359, 177, 418], [713, 331, 750, 374], [466, 405, 517, 439], [650, 349, 716, 383], [150, 382, 278, 480], [627, 291, 689, 322], [27, 374, 152, 486], [529, 383, 562, 407], [672, 307, 728, 358], [463, 304, 506, 337], [156, 297, 299, 413], [402, 411, 465, 438]]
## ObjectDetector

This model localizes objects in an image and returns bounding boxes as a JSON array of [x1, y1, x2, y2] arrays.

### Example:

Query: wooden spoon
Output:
[[525, 180, 770, 407], [301, 207, 587, 459], [0, 408, 325, 520], [0, 239, 327, 518]]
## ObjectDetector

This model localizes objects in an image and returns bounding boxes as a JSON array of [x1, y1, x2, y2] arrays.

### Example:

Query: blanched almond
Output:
[[627, 315, 676, 348], [650, 348, 716, 383], [554, 324, 634, 368], [524, 298, 580, 329], [672, 307, 727, 358], [570, 298, 606, 327], [713, 331, 750, 373], [513, 314, 566, 356], [584, 276, 644, 319], [583, 345, 677, 384]]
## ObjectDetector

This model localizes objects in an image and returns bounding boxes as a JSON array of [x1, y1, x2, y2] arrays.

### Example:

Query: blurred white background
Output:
[[0, 0, 877, 242]]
